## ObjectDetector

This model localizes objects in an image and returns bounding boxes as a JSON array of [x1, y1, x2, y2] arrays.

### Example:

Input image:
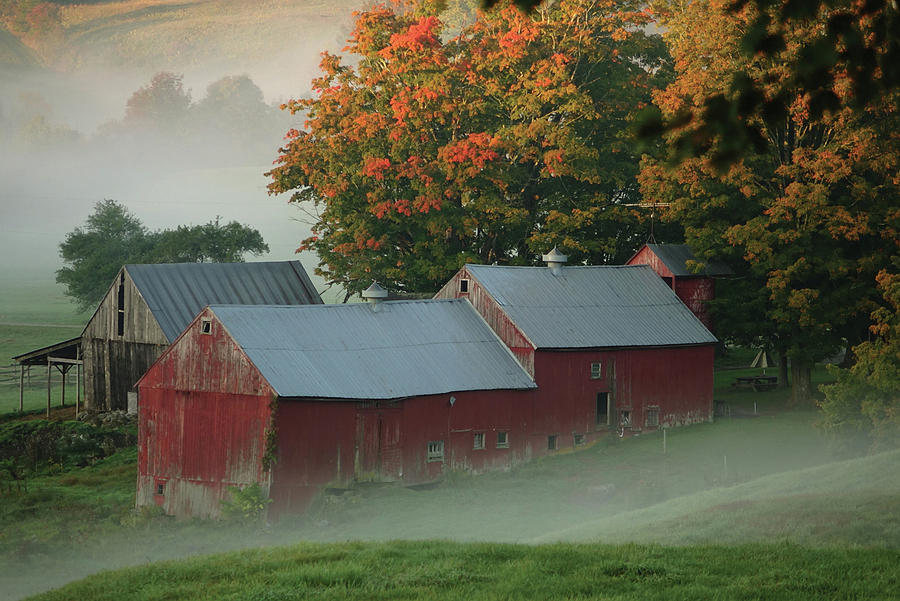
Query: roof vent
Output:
[[542, 246, 568, 276], [362, 281, 388, 311]]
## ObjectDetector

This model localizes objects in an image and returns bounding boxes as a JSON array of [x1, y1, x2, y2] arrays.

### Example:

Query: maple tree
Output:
[[268, 0, 670, 297], [639, 0, 900, 402]]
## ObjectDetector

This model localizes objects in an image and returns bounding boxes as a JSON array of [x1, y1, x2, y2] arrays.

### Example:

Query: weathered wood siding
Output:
[[137, 308, 274, 518], [82, 268, 168, 410]]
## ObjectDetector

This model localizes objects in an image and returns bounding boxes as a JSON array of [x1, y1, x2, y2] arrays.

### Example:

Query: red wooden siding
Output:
[[434, 266, 535, 375], [137, 308, 274, 518], [673, 278, 716, 331], [628, 246, 675, 279]]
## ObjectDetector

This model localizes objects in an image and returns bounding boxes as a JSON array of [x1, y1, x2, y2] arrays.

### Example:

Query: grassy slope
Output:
[[24, 541, 900, 601]]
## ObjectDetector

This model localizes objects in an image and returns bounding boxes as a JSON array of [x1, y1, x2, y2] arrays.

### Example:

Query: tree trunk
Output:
[[778, 347, 789, 389], [790, 361, 813, 406]]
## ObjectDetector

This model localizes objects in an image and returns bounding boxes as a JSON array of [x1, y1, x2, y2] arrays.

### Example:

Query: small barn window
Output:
[[200, 319, 212, 335], [574, 433, 585, 446], [547, 434, 558, 450], [427, 440, 444, 462], [459, 278, 470, 293], [596, 392, 609, 427], [646, 407, 660, 428], [473, 432, 485, 450], [496, 431, 509, 448], [590, 362, 602, 379], [155, 482, 165, 495], [619, 410, 632, 427]]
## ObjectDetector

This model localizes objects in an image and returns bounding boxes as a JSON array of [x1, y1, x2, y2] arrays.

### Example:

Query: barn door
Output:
[[354, 407, 402, 482]]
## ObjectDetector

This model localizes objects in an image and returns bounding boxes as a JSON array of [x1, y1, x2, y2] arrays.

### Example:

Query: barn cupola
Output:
[[542, 246, 568, 276], [362, 281, 388, 311]]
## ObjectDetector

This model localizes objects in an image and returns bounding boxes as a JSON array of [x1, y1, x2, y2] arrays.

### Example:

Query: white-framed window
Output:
[[427, 440, 444, 462], [496, 431, 509, 449], [473, 432, 485, 450], [547, 434, 558, 450], [200, 318, 212, 335], [646, 406, 660, 428], [574, 433, 585, 446], [459, 278, 470, 293], [590, 362, 602, 379]]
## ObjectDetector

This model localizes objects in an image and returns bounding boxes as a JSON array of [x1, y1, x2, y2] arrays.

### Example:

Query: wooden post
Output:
[[60, 365, 66, 408], [46, 357, 51, 419], [76, 347, 81, 417], [19, 364, 24, 412]]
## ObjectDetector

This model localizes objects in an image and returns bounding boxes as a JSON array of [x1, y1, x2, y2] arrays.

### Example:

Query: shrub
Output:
[[221, 483, 271, 523]]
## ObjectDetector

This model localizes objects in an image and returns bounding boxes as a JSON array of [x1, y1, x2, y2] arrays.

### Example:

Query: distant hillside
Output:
[[0, 25, 39, 66], [2, 0, 362, 79]]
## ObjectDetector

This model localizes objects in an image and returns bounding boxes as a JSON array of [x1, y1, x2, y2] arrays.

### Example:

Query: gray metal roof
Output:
[[210, 299, 536, 400], [127, 261, 321, 342], [466, 264, 718, 349], [642, 244, 734, 277]]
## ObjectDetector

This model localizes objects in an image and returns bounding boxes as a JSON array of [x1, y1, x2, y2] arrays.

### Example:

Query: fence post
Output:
[[19, 364, 25, 412]]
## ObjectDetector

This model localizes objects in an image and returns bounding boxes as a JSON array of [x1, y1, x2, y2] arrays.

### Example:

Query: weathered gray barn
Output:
[[82, 261, 321, 411]]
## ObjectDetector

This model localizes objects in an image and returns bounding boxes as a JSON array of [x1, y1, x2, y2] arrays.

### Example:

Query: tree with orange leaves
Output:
[[639, 0, 900, 403], [268, 0, 671, 298]]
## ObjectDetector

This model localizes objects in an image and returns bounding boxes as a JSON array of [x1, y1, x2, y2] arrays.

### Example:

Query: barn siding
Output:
[[628, 246, 675, 279], [83, 268, 167, 410], [434, 267, 535, 375], [673, 278, 716, 331], [137, 308, 274, 518]]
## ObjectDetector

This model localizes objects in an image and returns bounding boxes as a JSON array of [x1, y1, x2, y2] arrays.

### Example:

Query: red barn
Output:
[[136, 298, 536, 517], [434, 251, 718, 440], [626, 243, 732, 332]]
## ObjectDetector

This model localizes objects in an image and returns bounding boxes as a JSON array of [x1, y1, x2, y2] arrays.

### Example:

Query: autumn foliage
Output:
[[268, 0, 670, 296], [639, 0, 900, 402]]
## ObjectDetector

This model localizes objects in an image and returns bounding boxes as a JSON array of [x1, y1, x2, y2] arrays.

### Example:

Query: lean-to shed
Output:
[[435, 255, 718, 440], [81, 261, 321, 411], [626, 243, 733, 332], [136, 299, 536, 517]]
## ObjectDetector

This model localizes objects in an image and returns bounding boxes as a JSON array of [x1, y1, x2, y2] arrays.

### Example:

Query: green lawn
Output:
[[23, 540, 900, 601]]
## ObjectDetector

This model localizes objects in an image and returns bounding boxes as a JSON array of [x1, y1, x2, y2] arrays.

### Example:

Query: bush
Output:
[[221, 483, 271, 523]]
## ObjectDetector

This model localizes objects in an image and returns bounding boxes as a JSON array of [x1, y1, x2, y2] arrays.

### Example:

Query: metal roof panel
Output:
[[210, 299, 536, 399], [643, 244, 734, 277], [126, 261, 322, 342], [466, 264, 717, 348]]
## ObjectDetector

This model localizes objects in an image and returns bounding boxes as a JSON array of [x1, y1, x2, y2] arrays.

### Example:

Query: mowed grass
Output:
[[0, 279, 89, 416], [24, 540, 900, 601]]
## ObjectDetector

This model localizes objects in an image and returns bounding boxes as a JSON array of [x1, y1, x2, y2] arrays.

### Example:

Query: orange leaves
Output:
[[362, 157, 392, 181], [379, 15, 441, 59], [439, 133, 500, 176]]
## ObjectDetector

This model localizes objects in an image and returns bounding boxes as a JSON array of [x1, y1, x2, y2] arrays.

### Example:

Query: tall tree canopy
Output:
[[639, 0, 900, 402], [57, 200, 269, 309], [268, 0, 671, 296]]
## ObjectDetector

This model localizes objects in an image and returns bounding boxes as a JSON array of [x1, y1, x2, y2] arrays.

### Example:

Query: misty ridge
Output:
[[0, 70, 300, 173]]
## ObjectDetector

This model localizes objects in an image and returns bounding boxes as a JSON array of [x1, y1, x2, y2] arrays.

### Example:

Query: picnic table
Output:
[[732, 375, 778, 392]]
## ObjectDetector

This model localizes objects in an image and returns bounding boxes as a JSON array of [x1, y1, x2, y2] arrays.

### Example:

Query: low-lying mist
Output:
[[4, 412, 897, 601]]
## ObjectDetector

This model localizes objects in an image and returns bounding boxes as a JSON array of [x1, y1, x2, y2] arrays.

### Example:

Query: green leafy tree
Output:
[[820, 267, 900, 451], [639, 0, 900, 403], [123, 71, 192, 134], [57, 200, 154, 311], [269, 0, 669, 297], [57, 200, 270, 309]]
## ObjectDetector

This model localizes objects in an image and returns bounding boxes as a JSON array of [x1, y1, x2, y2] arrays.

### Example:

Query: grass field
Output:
[[23, 540, 900, 601]]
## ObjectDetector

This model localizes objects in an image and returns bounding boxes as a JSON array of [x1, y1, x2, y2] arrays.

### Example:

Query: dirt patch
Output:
[[14, 406, 77, 422]]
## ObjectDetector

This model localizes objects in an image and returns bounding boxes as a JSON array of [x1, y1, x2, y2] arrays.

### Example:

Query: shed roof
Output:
[[209, 299, 536, 400], [465, 264, 717, 349], [636, 244, 733, 277], [127, 261, 321, 342]]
